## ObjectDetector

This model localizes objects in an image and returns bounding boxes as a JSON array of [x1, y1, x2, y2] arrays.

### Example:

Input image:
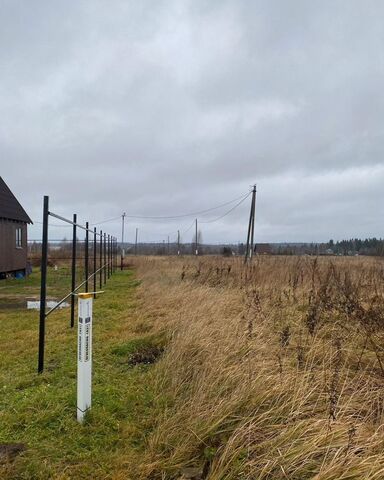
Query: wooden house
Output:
[[0, 177, 32, 278], [255, 243, 272, 255]]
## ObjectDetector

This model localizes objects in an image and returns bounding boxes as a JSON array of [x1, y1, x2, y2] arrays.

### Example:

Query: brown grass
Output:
[[126, 255, 384, 479]]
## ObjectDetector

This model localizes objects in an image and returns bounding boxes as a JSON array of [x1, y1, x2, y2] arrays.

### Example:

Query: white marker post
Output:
[[77, 292, 93, 423]]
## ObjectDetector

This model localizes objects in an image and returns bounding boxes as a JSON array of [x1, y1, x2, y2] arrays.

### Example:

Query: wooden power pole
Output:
[[135, 227, 138, 256], [244, 185, 256, 264], [121, 212, 126, 270], [177, 230, 180, 256], [195, 218, 198, 256]]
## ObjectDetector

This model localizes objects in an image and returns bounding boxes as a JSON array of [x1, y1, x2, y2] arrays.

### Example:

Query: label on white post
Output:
[[77, 293, 93, 423]]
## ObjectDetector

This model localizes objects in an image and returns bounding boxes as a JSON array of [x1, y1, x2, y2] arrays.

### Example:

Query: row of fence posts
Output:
[[38, 195, 118, 374]]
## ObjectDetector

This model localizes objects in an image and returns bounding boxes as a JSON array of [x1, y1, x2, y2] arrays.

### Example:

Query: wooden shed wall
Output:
[[0, 219, 28, 273]]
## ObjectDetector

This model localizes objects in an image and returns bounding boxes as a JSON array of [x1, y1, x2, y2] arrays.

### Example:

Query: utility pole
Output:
[[177, 230, 180, 256], [195, 218, 198, 256], [167, 235, 170, 255], [121, 212, 126, 271], [135, 227, 138, 256], [244, 185, 257, 264]]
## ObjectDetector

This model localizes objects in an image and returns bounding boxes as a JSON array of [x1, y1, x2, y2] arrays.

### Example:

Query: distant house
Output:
[[0, 177, 32, 278], [255, 243, 272, 255]]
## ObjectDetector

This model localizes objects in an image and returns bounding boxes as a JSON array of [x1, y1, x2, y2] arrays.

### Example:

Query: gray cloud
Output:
[[1, 0, 384, 244]]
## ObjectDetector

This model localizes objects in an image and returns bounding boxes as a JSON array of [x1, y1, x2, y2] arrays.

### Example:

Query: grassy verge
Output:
[[130, 256, 384, 480], [0, 269, 158, 479], [5, 256, 384, 479]]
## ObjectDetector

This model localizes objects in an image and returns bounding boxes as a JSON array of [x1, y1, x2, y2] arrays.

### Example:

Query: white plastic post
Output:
[[77, 293, 93, 423]]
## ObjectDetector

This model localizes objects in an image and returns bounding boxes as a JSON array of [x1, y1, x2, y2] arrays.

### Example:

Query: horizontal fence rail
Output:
[[38, 195, 118, 373]]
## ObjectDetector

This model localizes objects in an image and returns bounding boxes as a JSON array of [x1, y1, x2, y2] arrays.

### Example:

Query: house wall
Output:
[[0, 219, 28, 273]]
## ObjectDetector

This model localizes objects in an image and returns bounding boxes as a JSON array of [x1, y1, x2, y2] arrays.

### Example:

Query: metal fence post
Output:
[[103, 233, 107, 284], [99, 230, 103, 289], [112, 237, 114, 273], [121, 235, 124, 271], [107, 234, 111, 278], [70, 213, 77, 328], [111, 236, 113, 274], [107, 234, 110, 278], [38, 195, 49, 373], [114, 238, 117, 272], [93, 227, 97, 298]]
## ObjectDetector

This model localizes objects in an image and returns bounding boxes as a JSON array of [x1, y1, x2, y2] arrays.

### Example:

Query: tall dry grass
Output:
[[130, 255, 384, 479]]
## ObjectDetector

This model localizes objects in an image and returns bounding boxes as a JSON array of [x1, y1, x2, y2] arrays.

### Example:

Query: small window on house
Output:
[[16, 227, 22, 248]]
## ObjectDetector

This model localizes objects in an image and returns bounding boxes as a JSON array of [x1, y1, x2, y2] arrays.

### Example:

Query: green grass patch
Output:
[[0, 265, 88, 300], [0, 269, 157, 479]]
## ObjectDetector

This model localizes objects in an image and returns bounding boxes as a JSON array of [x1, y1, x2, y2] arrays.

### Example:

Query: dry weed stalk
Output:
[[128, 255, 384, 479]]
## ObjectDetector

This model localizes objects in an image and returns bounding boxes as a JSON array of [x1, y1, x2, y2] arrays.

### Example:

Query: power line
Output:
[[134, 221, 189, 243], [121, 192, 250, 220], [32, 190, 251, 233], [91, 215, 121, 226], [126, 192, 247, 244], [164, 218, 196, 240], [200, 192, 251, 224], [181, 219, 196, 236], [95, 192, 248, 242]]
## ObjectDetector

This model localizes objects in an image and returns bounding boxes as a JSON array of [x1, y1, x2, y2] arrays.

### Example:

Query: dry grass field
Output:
[[130, 255, 384, 479], [3, 255, 384, 479]]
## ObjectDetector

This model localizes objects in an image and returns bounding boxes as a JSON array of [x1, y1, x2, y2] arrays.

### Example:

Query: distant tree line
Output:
[[326, 238, 384, 256], [272, 238, 384, 256], [28, 238, 384, 258]]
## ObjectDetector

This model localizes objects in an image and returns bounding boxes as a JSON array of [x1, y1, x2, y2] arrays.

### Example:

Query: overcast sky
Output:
[[1, 0, 384, 244]]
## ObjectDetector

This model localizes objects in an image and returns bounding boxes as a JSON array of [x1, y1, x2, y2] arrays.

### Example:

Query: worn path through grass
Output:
[[0, 268, 158, 479]]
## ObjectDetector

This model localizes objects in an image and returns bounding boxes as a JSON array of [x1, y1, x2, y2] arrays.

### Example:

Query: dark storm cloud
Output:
[[1, 0, 384, 243]]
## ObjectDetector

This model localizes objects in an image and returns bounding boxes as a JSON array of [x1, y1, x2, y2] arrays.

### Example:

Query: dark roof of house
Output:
[[0, 177, 32, 224]]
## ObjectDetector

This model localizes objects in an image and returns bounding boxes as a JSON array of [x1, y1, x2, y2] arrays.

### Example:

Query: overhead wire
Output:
[[162, 218, 198, 242], [120, 192, 250, 220], [142, 218, 196, 243], [32, 189, 252, 242], [181, 219, 196, 236], [200, 192, 251, 223], [118, 191, 251, 241], [90, 215, 121, 226]]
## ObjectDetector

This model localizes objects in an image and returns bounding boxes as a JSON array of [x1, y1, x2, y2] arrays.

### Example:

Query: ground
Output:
[[0, 267, 157, 479], [2, 256, 384, 479]]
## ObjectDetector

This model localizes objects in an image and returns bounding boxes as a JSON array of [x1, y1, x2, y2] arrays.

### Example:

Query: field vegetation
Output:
[[132, 255, 384, 479], [2, 256, 384, 479], [0, 268, 158, 479]]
